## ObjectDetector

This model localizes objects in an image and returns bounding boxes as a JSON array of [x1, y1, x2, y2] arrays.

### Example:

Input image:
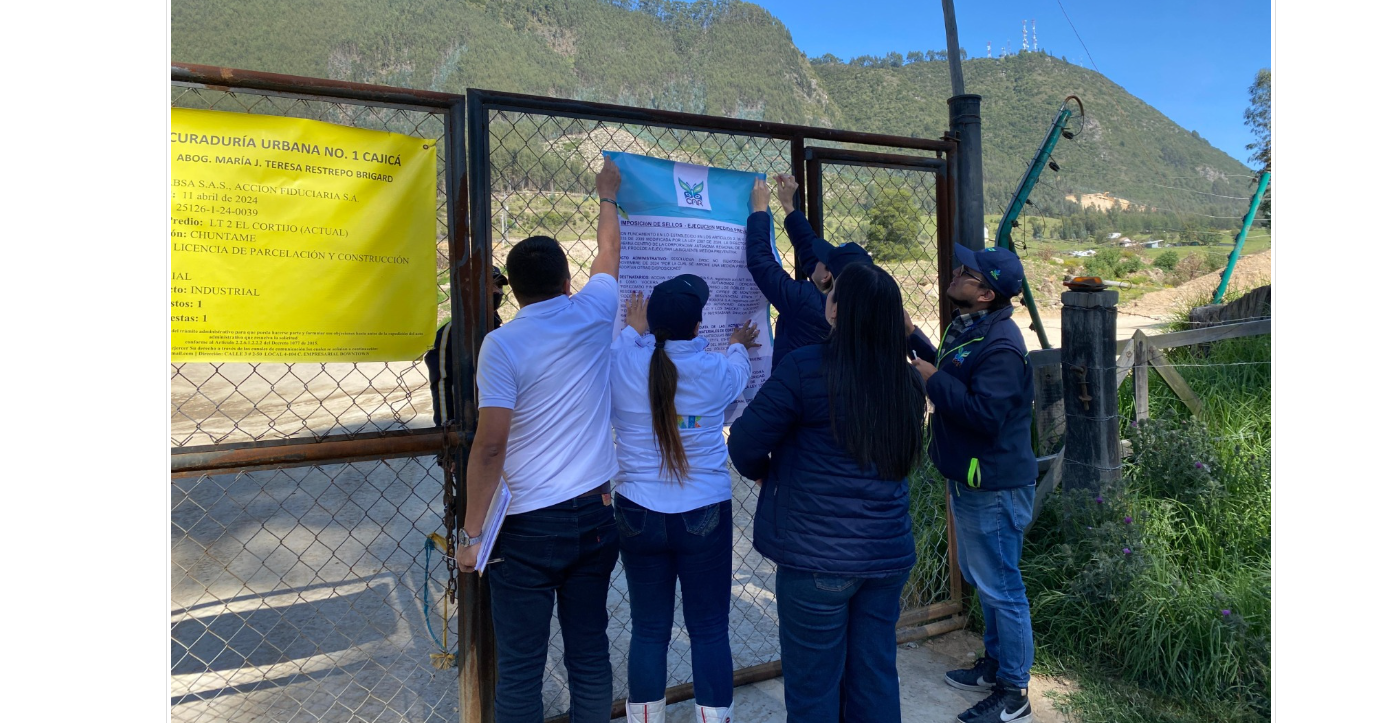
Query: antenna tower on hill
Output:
[[987, 41, 992, 58], [1022, 21, 1028, 52], [1032, 19, 1037, 51]]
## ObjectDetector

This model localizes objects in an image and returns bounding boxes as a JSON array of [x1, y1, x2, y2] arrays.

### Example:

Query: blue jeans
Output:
[[614, 494, 734, 707], [487, 494, 620, 723], [949, 480, 1035, 688], [774, 567, 910, 723]]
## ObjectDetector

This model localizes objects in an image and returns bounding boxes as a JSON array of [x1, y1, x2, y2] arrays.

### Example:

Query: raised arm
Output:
[[592, 157, 621, 279]]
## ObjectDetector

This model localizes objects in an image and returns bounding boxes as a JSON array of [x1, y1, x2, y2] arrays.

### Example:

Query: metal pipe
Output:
[[471, 89, 955, 152], [170, 429, 459, 477], [804, 147, 945, 171], [172, 63, 459, 108], [1213, 171, 1270, 303], [947, 95, 984, 252]]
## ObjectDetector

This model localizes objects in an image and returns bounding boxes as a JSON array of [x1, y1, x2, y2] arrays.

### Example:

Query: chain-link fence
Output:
[[170, 72, 466, 723], [169, 68, 963, 723], [470, 93, 960, 719]]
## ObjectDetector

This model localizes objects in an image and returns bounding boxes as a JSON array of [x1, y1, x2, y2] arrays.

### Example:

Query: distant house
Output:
[[1107, 232, 1122, 240], [1117, 236, 1137, 247], [1144, 239, 1162, 248], [1069, 249, 1097, 257]]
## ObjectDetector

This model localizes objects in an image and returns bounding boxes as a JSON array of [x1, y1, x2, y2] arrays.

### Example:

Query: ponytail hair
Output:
[[648, 332, 689, 481]]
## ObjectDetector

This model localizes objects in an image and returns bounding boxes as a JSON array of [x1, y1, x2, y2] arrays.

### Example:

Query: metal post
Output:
[[1060, 289, 1121, 500], [458, 90, 496, 723], [948, 95, 984, 251], [1213, 171, 1271, 303], [790, 135, 808, 281]]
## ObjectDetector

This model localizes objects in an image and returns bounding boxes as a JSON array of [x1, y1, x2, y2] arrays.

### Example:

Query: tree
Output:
[[1153, 250, 1179, 270], [1244, 68, 1271, 223], [865, 187, 923, 261]]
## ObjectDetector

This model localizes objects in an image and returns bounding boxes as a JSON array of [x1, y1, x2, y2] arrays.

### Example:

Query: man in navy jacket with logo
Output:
[[912, 244, 1037, 723]]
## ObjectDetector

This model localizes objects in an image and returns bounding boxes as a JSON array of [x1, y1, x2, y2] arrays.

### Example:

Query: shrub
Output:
[[1116, 254, 1143, 275], [1153, 249, 1180, 270]]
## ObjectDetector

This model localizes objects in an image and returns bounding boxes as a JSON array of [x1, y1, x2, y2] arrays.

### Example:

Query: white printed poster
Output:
[[605, 151, 776, 423]]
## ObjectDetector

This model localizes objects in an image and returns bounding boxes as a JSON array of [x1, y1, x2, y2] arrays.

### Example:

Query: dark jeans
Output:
[[614, 494, 734, 707], [487, 494, 620, 723], [775, 566, 910, 723]]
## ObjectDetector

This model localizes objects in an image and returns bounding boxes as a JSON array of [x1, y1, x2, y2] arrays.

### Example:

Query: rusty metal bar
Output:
[[472, 89, 956, 152], [170, 428, 459, 477], [938, 140, 958, 336], [805, 146, 946, 172], [789, 135, 808, 281], [804, 156, 824, 243], [172, 63, 460, 109], [457, 91, 496, 723]]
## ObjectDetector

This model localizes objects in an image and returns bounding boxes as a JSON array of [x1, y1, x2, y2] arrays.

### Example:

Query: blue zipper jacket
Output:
[[744, 210, 830, 372], [728, 344, 916, 576], [925, 305, 1036, 490]]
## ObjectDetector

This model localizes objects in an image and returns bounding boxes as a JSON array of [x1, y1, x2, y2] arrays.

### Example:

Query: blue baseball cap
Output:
[[647, 274, 709, 336], [811, 239, 874, 278], [953, 243, 1024, 298]]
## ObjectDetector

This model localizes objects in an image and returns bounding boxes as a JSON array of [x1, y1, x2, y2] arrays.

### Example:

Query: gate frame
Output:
[[167, 64, 971, 723], [466, 89, 967, 721], [802, 144, 966, 636], [169, 62, 495, 723]]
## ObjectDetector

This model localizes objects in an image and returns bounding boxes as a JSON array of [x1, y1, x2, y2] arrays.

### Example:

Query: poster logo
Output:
[[673, 163, 712, 211]]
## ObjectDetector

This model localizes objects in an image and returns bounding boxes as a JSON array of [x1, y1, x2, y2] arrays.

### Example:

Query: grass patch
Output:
[[1010, 286, 1271, 722]]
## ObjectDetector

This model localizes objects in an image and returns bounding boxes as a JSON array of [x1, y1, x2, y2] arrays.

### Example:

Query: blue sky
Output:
[[748, 0, 1272, 166]]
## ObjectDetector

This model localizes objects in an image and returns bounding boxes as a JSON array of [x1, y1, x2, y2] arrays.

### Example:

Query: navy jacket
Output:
[[745, 210, 830, 371], [925, 306, 1036, 490], [728, 344, 916, 576]]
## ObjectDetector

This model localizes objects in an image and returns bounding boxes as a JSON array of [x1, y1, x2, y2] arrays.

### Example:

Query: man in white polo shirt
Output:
[[455, 158, 623, 723]]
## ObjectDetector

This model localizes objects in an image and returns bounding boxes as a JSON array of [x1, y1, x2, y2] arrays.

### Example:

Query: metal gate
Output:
[[466, 90, 965, 721], [169, 65, 480, 723], [169, 64, 966, 723]]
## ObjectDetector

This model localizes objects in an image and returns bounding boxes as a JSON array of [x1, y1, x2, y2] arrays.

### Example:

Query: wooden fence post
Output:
[[1132, 329, 1149, 423], [1060, 289, 1122, 500]]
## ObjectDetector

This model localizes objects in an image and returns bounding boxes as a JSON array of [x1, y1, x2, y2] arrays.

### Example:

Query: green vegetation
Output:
[[1015, 287, 1271, 723], [865, 187, 924, 261], [1153, 249, 1180, 271], [173, 0, 1259, 220]]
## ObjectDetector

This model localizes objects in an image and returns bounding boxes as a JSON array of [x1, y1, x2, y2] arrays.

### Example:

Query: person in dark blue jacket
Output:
[[911, 244, 1036, 723], [744, 176, 873, 371], [729, 263, 927, 723]]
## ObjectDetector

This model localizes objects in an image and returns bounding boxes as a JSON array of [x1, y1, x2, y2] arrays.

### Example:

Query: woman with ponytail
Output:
[[728, 262, 927, 723], [609, 274, 760, 723]]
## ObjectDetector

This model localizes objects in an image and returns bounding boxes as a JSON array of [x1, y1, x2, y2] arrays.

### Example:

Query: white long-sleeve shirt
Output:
[[609, 326, 752, 513]]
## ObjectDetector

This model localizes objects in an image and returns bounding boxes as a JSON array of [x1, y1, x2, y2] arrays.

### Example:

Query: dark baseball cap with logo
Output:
[[953, 243, 1024, 298], [810, 238, 874, 278], [647, 274, 709, 336]]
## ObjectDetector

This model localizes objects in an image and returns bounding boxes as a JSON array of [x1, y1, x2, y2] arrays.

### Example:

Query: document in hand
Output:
[[473, 478, 512, 574]]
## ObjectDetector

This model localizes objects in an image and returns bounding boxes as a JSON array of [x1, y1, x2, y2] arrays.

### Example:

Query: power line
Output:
[[1055, 0, 1102, 75], [1141, 183, 1252, 201]]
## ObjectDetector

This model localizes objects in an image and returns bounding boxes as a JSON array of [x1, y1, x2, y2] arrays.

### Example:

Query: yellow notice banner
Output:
[[171, 108, 438, 362]]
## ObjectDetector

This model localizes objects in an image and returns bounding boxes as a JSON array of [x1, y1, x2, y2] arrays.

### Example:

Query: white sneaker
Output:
[[695, 703, 731, 723], [626, 699, 666, 723]]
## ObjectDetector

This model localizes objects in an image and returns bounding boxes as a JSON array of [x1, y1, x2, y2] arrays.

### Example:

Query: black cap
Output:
[[812, 240, 874, 278], [646, 274, 709, 337], [492, 265, 509, 286]]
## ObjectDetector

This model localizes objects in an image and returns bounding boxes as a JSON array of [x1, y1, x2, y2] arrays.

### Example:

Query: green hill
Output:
[[172, 0, 1258, 222]]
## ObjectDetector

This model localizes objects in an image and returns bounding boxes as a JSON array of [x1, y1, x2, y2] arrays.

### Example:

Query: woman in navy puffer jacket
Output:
[[728, 262, 926, 723]]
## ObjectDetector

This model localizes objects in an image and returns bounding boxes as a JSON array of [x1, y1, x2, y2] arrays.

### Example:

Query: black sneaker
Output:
[[956, 681, 1032, 723], [944, 656, 999, 691]]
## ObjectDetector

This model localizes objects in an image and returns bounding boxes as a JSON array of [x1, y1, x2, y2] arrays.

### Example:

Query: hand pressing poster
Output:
[[603, 151, 776, 423]]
